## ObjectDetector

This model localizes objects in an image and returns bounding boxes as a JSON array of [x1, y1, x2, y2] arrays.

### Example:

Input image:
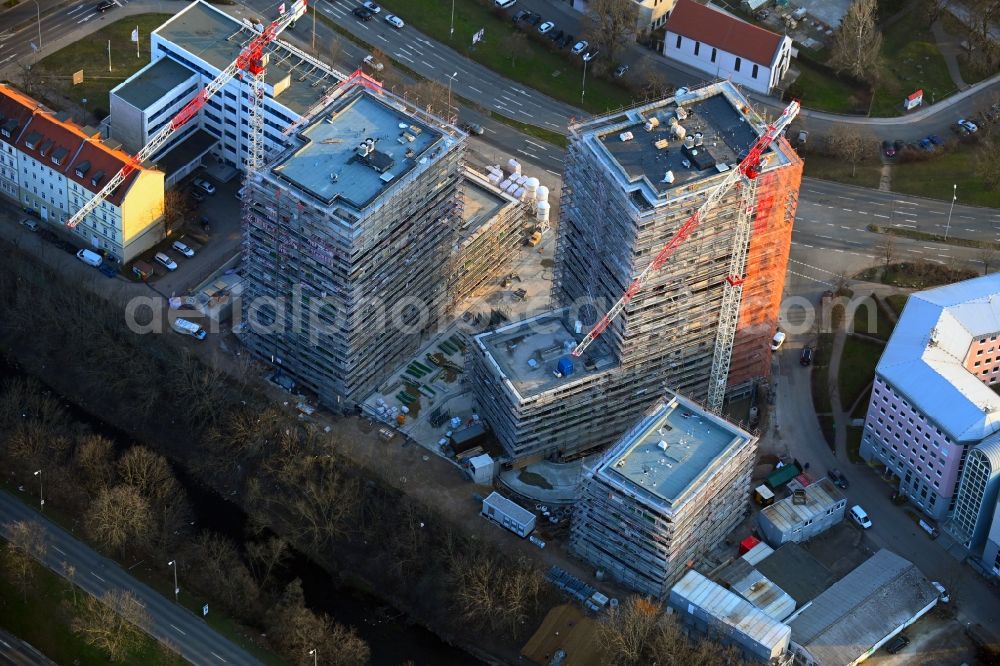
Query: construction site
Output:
[[470, 82, 803, 466]]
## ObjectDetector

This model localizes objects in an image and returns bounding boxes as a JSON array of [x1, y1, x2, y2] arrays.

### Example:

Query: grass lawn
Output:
[[939, 12, 991, 85], [885, 293, 908, 316], [839, 335, 885, 409], [0, 559, 185, 665], [802, 153, 882, 190], [375, 0, 632, 113], [870, 10, 956, 117], [846, 426, 865, 463], [790, 58, 869, 114], [892, 142, 1000, 208], [851, 388, 872, 419], [818, 414, 836, 451], [812, 363, 832, 415], [852, 298, 894, 341], [882, 261, 978, 288], [38, 14, 172, 115]]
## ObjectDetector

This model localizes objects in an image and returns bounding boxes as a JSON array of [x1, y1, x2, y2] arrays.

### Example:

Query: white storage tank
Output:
[[536, 200, 550, 224], [536, 185, 549, 204], [523, 176, 540, 200]]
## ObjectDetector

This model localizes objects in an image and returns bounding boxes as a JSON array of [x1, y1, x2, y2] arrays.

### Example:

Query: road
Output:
[[0, 629, 55, 666], [0, 491, 264, 666]]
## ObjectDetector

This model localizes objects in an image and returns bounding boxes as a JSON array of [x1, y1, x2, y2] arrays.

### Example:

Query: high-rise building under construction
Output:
[[471, 82, 802, 464]]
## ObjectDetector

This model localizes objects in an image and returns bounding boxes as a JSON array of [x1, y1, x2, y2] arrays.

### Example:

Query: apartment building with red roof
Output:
[[664, 0, 793, 95], [0, 84, 164, 262]]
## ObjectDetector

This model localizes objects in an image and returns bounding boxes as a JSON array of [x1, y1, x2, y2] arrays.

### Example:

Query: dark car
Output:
[[38, 229, 57, 243], [800, 346, 813, 366], [98, 262, 117, 278], [613, 64, 629, 78], [461, 122, 485, 136], [557, 33, 574, 48], [929, 134, 943, 145], [190, 189, 206, 204], [549, 29, 564, 42], [512, 9, 529, 22], [886, 635, 910, 655], [525, 12, 542, 26], [353, 6, 374, 20], [881, 140, 896, 158], [96, 0, 115, 12], [893, 139, 904, 153], [826, 468, 848, 489]]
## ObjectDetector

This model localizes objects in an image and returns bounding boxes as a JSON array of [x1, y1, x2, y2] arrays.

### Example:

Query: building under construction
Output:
[[571, 392, 757, 596], [240, 82, 465, 405], [470, 82, 801, 463], [447, 167, 529, 313]]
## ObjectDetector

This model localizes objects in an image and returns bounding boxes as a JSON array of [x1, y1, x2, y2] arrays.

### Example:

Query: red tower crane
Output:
[[570, 99, 801, 412], [65, 0, 309, 229]]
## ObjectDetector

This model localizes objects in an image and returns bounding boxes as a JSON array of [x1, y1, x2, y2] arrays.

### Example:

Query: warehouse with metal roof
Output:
[[787, 550, 938, 666]]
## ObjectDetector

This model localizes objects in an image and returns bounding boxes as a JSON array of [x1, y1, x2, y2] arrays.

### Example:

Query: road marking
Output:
[[805, 188, 824, 194], [421, 60, 435, 69], [53, 546, 66, 555], [377, 34, 388, 42], [170, 624, 186, 636], [545, 121, 561, 129], [817, 234, 835, 240], [211, 652, 228, 663], [834, 248, 845, 253], [500, 95, 524, 107], [90, 571, 105, 582], [856, 210, 868, 215], [787, 269, 834, 287], [965, 228, 977, 232], [893, 223, 916, 228], [873, 213, 889, 218], [922, 246, 938, 250], [839, 225, 852, 230], [825, 222, 835, 226], [485, 127, 496, 134], [926, 210, 945, 215], [67, 4, 87, 14], [468, 85, 483, 94], [394, 52, 415, 64], [896, 210, 916, 217], [545, 169, 560, 176], [0, 639, 10, 648], [516, 149, 540, 160], [525, 139, 547, 150], [959, 215, 975, 220], [894, 199, 918, 206], [908, 249, 924, 254], [937, 254, 952, 258]]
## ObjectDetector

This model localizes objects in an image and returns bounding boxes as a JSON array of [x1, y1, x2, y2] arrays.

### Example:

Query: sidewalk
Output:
[[0, 490, 264, 665]]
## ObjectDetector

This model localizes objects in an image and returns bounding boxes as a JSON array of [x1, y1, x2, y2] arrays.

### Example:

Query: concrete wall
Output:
[[662, 32, 791, 94], [108, 94, 146, 155]]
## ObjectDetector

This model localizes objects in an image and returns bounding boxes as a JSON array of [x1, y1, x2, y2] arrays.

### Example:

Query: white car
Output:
[[362, 1, 380, 13], [192, 178, 215, 195], [155, 252, 178, 271], [850, 504, 872, 529], [538, 21, 555, 34], [172, 240, 195, 257], [571, 40, 588, 55], [494, 0, 516, 7], [384, 13, 404, 28], [958, 118, 978, 132], [770, 331, 786, 351], [363, 54, 384, 71]]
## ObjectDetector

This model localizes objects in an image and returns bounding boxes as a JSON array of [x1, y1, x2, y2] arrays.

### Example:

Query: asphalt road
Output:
[[0, 491, 264, 666], [0, 629, 55, 666]]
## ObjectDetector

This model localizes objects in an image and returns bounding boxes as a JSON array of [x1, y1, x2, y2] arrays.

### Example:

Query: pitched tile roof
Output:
[[666, 0, 785, 65], [0, 84, 144, 206], [0, 85, 42, 146]]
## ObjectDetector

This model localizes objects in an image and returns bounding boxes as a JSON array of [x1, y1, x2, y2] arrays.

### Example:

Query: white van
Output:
[[171, 317, 207, 340], [850, 504, 872, 529], [76, 248, 103, 267]]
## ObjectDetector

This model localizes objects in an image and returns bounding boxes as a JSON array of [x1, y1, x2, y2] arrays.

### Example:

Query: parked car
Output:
[[494, 0, 516, 7], [797, 130, 808, 145], [525, 12, 542, 26], [881, 140, 896, 158], [929, 134, 943, 145], [192, 177, 215, 195], [98, 262, 117, 278], [461, 122, 485, 136], [893, 139, 905, 153], [556, 33, 574, 49], [826, 468, 848, 489], [512, 9, 529, 22], [353, 6, 374, 20], [800, 346, 813, 366], [770, 331, 786, 351], [154, 252, 178, 271], [384, 13, 404, 28], [538, 21, 555, 34], [613, 63, 629, 78], [19, 218, 38, 232], [96, 0, 115, 12], [363, 54, 384, 71], [571, 40, 588, 55], [362, 1, 380, 13], [172, 240, 195, 257], [958, 118, 978, 132], [76, 248, 102, 267], [886, 635, 909, 654], [850, 504, 872, 529], [549, 29, 564, 42], [190, 189, 206, 204]]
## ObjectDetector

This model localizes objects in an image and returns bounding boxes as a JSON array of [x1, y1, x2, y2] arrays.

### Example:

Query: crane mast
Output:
[[65, 0, 308, 228], [570, 99, 800, 410]]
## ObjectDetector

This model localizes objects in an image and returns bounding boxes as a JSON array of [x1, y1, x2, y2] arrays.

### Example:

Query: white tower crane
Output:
[[65, 0, 309, 229], [570, 99, 801, 413]]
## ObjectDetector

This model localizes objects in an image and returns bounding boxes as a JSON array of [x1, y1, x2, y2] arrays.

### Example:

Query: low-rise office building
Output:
[[756, 477, 846, 547]]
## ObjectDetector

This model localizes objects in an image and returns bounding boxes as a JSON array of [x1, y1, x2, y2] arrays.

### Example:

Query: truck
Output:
[[171, 317, 207, 340]]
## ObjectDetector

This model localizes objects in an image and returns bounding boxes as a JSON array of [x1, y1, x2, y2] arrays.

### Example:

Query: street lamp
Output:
[[308, 648, 317, 666], [29, 0, 41, 52], [581, 57, 589, 105], [33, 469, 43, 511], [446, 71, 458, 122], [945, 183, 957, 240], [167, 560, 179, 602]]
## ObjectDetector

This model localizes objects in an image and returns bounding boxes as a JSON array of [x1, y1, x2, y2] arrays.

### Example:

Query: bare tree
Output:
[[272, 455, 360, 548], [597, 596, 661, 665], [450, 545, 543, 637], [187, 532, 260, 614], [509, 31, 529, 68], [584, 0, 639, 63], [162, 190, 195, 237], [635, 62, 675, 100], [16, 62, 42, 97], [247, 536, 289, 589], [62, 560, 78, 604], [879, 234, 895, 270], [978, 244, 1000, 275], [976, 136, 1000, 191], [327, 37, 342, 68], [85, 485, 152, 556], [267, 580, 370, 666], [404, 79, 449, 116], [72, 589, 151, 662], [74, 434, 117, 497], [830, 0, 884, 84], [827, 124, 874, 177], [925, 0, 951, 25], [3, 521, 47, 601]]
